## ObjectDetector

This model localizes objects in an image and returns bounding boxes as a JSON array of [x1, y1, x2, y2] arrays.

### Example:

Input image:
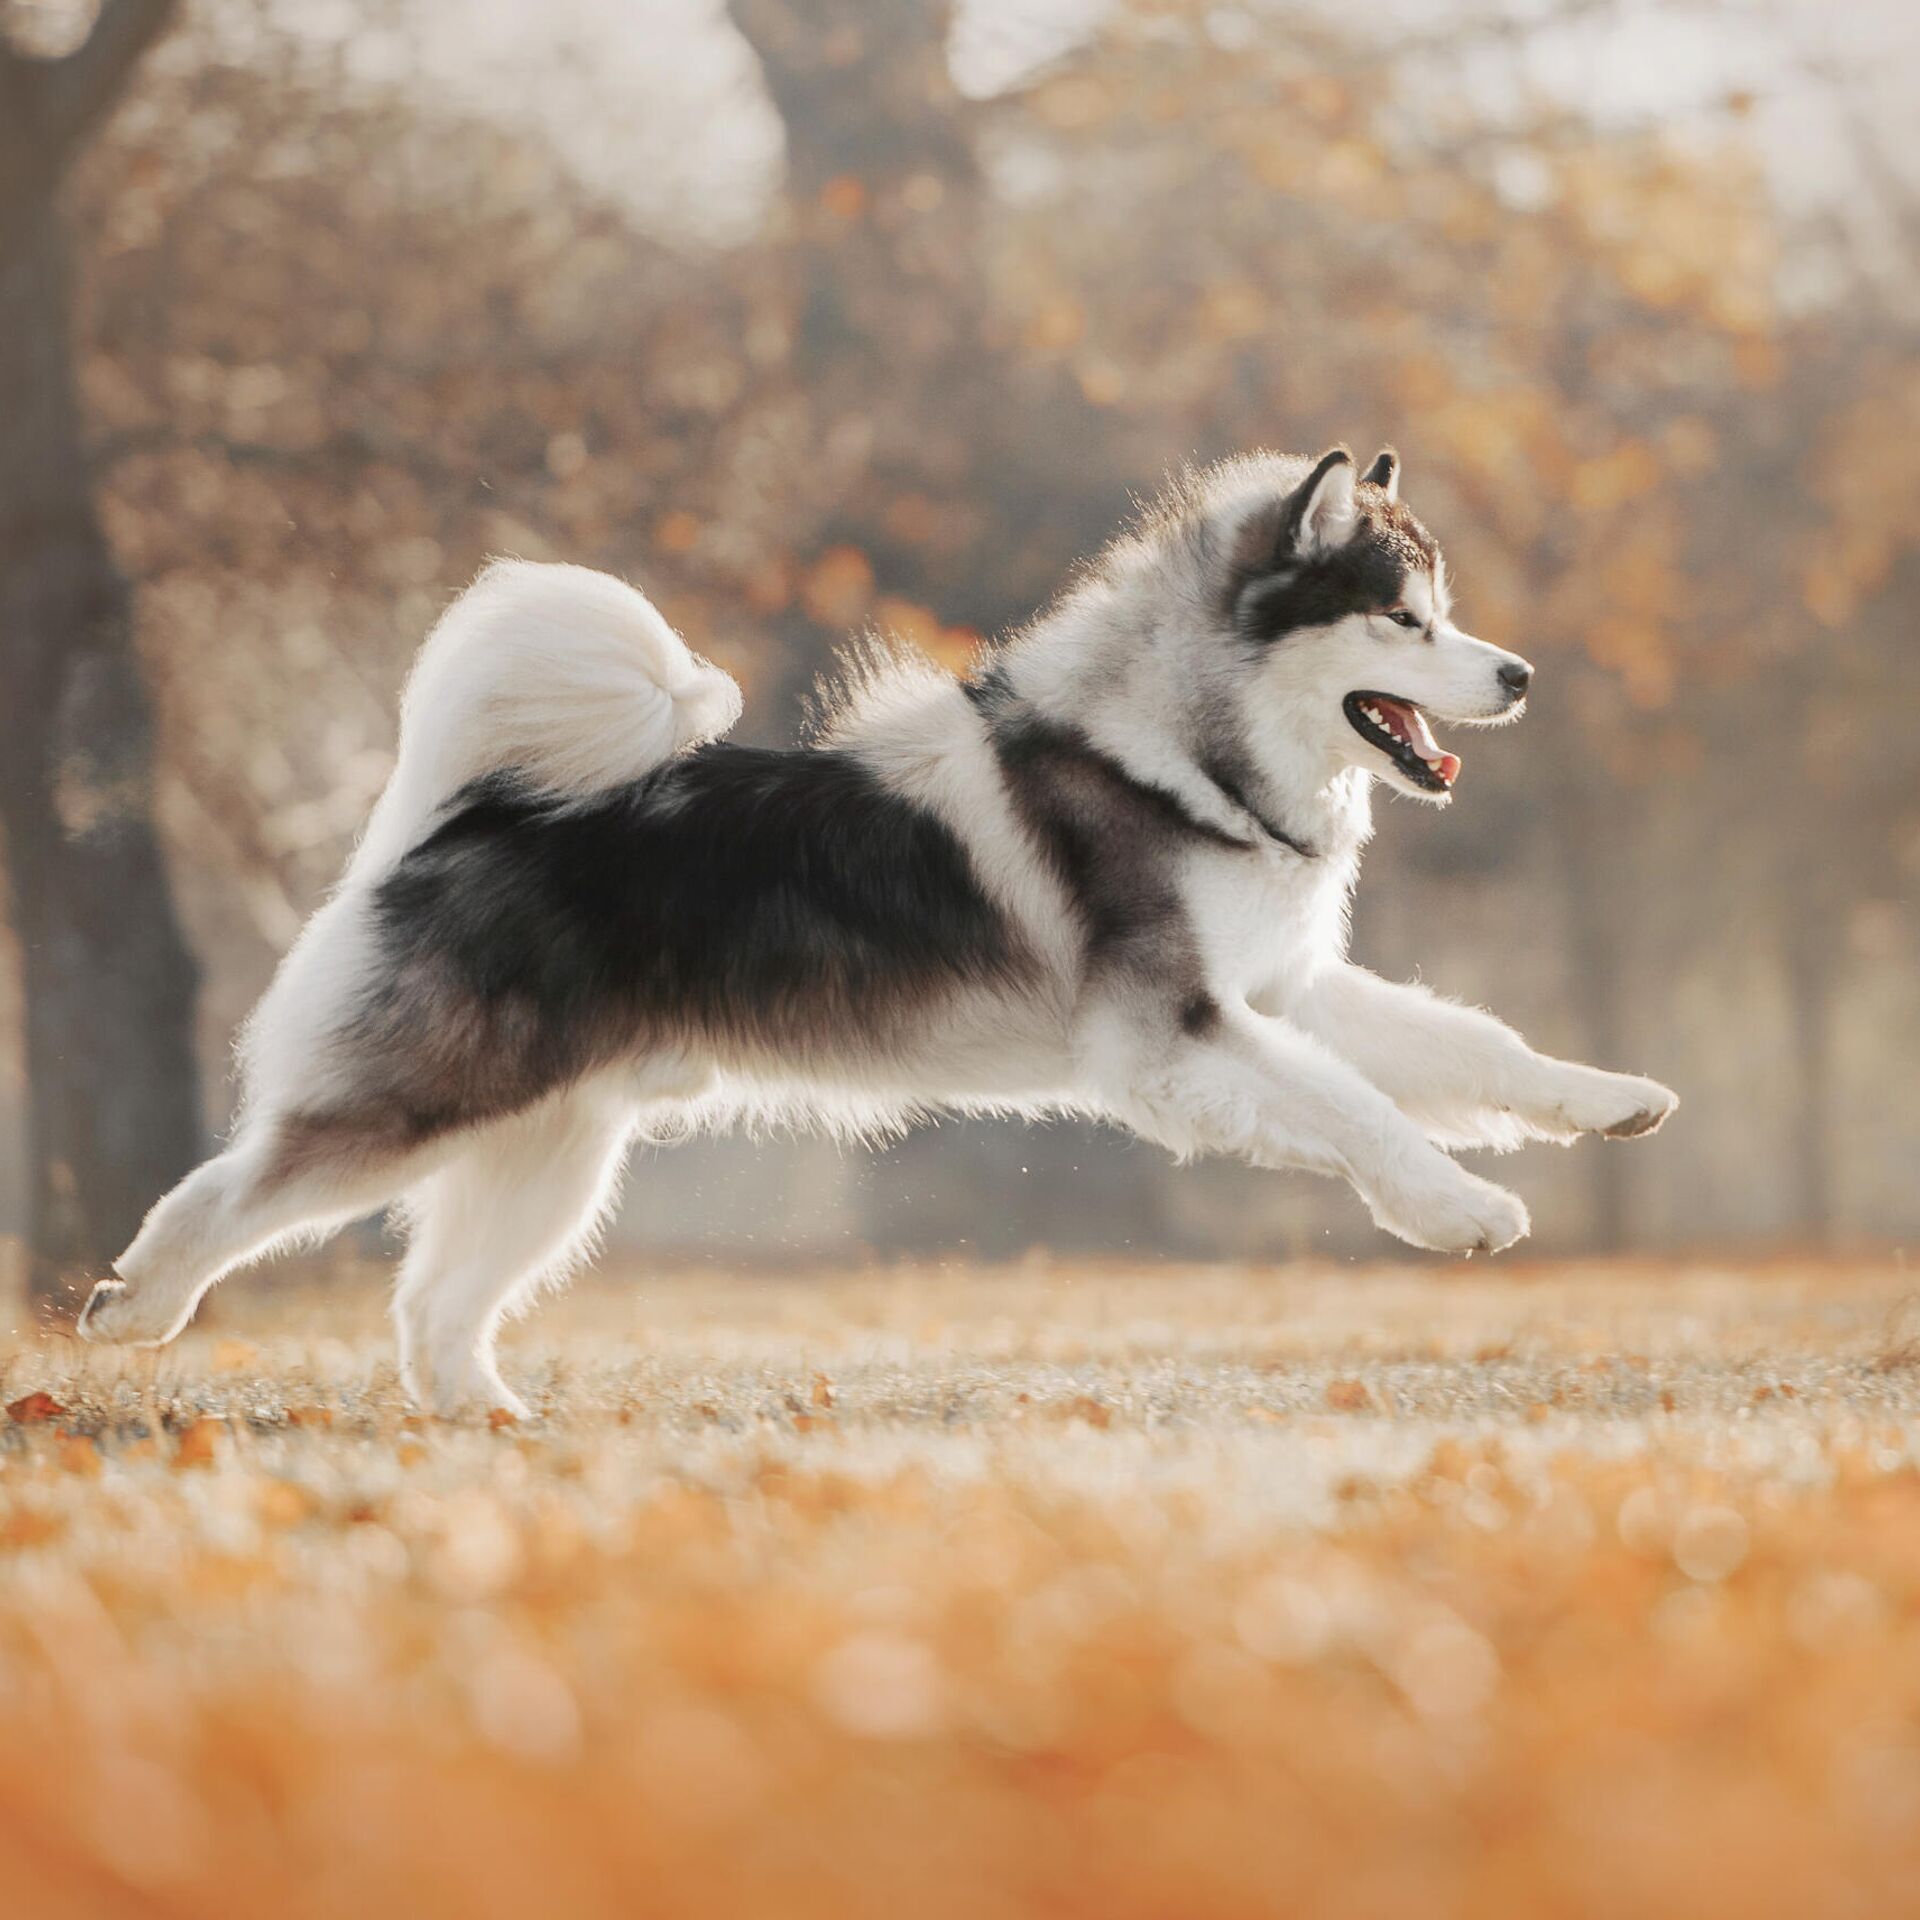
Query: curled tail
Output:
[[349, 558, 741, 880]]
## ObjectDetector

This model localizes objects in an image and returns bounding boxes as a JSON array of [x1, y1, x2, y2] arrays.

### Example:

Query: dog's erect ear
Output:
[[1228, 447, 1359, 590], [1283, 447, 1358, 556], [1363, 447, 1400, 501]]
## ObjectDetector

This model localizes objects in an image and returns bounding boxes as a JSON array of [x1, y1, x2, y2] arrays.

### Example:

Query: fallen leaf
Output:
[[0, 1505, 63, 1548], [257, 1481, 313, 1528], [5, 1391, 68, 1424], [174, 1418, 223, 1468]]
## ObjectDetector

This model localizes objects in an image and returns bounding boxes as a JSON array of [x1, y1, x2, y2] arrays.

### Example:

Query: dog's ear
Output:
[[1228, 447, 1359, 587], [1363, 447, 1400, 501], [1282, 447, 1358, 556]]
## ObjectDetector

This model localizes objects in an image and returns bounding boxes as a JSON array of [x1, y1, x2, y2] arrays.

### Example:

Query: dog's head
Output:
[[1201, 447, 1532, 805]]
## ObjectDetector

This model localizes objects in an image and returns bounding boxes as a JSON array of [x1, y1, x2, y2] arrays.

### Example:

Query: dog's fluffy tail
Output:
[[350, 559, 742, 879]]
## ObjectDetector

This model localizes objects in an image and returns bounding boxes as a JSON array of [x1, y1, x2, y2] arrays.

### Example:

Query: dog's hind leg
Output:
[[78, 1107, 455, 1347], [392, 1082, 637, 1419]]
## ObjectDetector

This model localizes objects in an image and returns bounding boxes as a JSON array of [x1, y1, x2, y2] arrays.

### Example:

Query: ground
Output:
[[4, 1254, 1920, 1918]]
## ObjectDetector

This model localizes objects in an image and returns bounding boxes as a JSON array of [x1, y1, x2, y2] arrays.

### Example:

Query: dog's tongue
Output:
[[1376, 698, 1461, 787]]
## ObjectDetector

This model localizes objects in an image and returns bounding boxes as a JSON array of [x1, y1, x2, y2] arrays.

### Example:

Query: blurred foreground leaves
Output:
[[6, 1259, 1920, 1916]]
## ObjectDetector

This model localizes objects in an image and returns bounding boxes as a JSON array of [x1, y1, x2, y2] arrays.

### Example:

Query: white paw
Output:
[[76, 1276, 191, 1347], [443, 1381, 532, 1425], [1542, 1068, 1678, 1141], [417, 1348, 531, 1423], [1372, 1164, 1531, 1256]]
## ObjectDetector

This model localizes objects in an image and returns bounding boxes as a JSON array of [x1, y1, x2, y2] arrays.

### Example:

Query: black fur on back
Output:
[[313, 744, 1026, 1150]]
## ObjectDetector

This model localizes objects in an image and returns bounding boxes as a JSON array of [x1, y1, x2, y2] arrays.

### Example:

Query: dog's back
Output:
[[352, 742, 1030, 1133]]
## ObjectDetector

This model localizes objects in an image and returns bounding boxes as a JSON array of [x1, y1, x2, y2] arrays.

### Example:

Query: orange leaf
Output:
[[5, 1391, 68, 1424], [653, 510, 701, 556], [0, 1507, 63, 1549], [174, 1418, 223, 1469], [257, 1480, 314, 1528], [819, 174, 867, 221]]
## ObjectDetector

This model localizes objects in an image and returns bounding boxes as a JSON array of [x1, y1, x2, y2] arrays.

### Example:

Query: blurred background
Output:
[[1, 0, 1916, 1306]]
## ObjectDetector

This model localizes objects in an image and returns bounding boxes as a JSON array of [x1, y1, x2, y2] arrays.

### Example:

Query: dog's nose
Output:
[[1498, 659, 1533, 699]]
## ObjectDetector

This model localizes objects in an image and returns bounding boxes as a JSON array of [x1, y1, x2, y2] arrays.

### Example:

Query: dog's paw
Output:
[[1539, 1067, 1678, 1142], [76, 1276, 188, 1347], [1371, 1164, 1531, 1256], [1599, 1077, 1678, 1138], [415, 1350, 531, 1423], [433, 1382, 533, 1425]]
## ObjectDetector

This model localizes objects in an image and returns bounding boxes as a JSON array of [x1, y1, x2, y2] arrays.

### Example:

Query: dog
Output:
[[79, 445, 1676, 1414]]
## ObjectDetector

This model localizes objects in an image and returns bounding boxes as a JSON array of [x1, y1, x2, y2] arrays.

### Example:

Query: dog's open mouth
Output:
[[1344, 692, 1460, 792]]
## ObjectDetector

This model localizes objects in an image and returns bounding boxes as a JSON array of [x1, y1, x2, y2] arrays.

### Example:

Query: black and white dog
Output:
[[81, 447, 1675, 1414]]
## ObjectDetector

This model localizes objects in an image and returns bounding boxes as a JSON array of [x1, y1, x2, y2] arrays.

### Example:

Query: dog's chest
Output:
[[1185, 845, 1357, 1000]]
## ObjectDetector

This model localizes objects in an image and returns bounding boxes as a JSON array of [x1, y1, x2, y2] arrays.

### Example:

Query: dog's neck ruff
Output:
[[968, 671, 1317, 861], [1191, 757, 1317, 860], [1102, 748, 1316, 860]]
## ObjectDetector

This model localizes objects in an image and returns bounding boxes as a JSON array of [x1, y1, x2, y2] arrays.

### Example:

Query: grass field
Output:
[[5, 1255, 1920, 1919]]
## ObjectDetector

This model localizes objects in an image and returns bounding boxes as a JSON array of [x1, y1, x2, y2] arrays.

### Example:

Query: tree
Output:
[[0, 0, 201, 1306]]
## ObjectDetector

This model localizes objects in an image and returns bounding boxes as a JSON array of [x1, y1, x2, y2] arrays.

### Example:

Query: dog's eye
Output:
[[1385, 608, 1422, 629]]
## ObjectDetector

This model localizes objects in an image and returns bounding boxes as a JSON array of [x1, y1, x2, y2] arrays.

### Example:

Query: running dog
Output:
[[80, 446, 1677, 1414]]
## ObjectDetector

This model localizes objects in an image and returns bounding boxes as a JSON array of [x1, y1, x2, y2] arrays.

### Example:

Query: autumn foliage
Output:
[[7, 1258, 1920, 1917]]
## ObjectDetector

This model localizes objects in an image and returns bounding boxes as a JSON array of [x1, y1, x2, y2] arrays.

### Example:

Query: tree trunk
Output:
[[0, 201, 201, 1310]]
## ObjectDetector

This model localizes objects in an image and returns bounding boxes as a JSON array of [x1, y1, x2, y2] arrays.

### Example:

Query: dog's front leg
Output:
[[1085, 999, 1530, 1254], [1285, 965, 1677, 1148]]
